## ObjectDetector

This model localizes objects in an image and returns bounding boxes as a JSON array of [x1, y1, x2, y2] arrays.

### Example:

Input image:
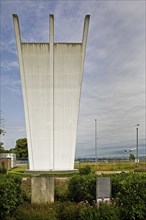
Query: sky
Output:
[[0, 0, 146, 158]]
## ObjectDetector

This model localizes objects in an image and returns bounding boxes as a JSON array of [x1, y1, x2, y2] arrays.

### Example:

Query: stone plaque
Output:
[[96, 177, 111, 199]]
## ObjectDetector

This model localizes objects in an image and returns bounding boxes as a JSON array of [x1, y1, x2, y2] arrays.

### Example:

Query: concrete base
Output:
[[31, 176, 54, 203], [25, 169, 78, 175]]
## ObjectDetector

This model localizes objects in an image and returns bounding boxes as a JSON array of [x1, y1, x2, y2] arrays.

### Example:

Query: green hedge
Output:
[[66, 173, 146, 220], [15, 203, 56, 220], [79, 165, 92, 175], [0, 167, 7, 174], [0, 174, 23, 219], [14, 202, 119, 220], [1, 171, 146, 220], [67, 174, 96, 203], [111, 173, 146, 220]]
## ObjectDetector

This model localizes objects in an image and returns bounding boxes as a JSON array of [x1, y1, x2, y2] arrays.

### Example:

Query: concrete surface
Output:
[[31, 176, 54, 203], [13, 14, 90, 171], [96, 177, 111, 201]]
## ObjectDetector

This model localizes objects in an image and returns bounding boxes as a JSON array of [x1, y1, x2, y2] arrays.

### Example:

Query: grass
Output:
[[75, 161, 146, 172], [8, 165, 31, 176], [8, 161, 146, 176]]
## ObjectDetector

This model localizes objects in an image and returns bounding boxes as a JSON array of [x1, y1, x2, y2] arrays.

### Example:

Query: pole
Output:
[[136, 127, 138, 163], [95, 119, 97, 164], [135, 124, 140, 163]]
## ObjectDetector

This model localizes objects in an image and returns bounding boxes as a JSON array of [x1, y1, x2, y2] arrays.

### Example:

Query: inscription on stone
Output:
[[96, 177, 111, 199]]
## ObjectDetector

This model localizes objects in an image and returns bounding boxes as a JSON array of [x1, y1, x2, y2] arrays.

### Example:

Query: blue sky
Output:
[[0, 0, 145, 158]]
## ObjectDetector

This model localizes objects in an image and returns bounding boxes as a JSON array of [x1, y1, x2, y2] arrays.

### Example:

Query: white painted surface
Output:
[[13, 15, 90, 171], [54, 43, 83, 170], [21, 43, 53, 170]]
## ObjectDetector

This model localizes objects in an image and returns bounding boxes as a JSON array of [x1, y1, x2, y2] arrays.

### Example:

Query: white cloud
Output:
[[1, 60, 19, 71], [0, 40, 17, 55], [1, 74, 21, 96]]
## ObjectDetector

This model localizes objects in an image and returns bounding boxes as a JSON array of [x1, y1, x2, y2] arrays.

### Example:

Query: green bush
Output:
[[15, 203, 56, 220], [0, 167, 7, 174], [78, 204, 100, 220], [112, 173, 146, 220], [14, 202, 119, 220], [99, 202, 120, 220], [56, 202, 100, 220], [67, 172, 146, 219], [79, 165, 91, 175], [15, 202, 81, 220], [55, 202, 80, 220], [67, 174, 96, 203], [54, 178, 68, 202], [0, 174, 23, 219]]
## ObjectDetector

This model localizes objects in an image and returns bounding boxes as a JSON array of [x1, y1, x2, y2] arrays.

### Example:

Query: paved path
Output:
[[95, 170, 130, 175]]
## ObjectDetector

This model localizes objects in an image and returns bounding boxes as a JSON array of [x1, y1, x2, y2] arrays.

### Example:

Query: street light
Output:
[[135, 124, 140, 163], [95, 119, 97, 164]]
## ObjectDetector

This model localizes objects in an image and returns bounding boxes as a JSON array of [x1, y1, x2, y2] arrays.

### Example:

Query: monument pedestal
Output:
[[31, 176, 54, 203]]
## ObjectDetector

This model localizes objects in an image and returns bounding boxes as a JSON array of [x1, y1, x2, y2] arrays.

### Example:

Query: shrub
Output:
[[15, 202, 80, 220], [0, 167, 7, 174], [78, 204, 100, 220], [54, 178, 68, 202], [0, 174, 23, 219], [67, 174, 96, 203], [112, 173, 146, 220], [55, 202, 80, 220], [48, 202, 119, 220], [79, 165, 91, 175], [13, 201, 120, 220], [99, 202, 120, 220], [56, 202, 99, 220], [15, 203, 56, 220]]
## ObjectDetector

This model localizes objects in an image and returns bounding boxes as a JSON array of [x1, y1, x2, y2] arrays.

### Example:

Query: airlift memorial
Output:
[[13, 14, 90, 202]]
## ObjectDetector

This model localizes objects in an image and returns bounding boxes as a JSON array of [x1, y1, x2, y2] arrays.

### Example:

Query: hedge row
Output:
[[66, 172, 146, 220], [1, 172, 146, 220], [112, 173, 146, 220], [13, 202, 119, 220]]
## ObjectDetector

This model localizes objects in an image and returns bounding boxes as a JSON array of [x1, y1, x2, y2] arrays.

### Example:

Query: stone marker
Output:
[[96, 177, 111, 203]]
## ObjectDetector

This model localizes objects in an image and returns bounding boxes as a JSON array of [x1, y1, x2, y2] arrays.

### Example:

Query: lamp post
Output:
[[135, 124, 140, 163], [95, 119, 97, 164]]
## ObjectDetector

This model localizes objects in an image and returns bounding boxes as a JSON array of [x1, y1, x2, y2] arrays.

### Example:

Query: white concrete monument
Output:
[[13, 14, 90, 172]]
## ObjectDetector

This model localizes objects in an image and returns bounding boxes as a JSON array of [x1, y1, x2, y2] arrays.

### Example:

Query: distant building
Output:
[[0, 153, 16, 168], [0, 158, 11, 170]]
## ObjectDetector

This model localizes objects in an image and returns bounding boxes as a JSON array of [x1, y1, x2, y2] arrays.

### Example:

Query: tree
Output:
[[13, 138, 28, 159], [0, 142, 5, 153], [0, 128, 6, 136], [129, 153, 135, 161], [0, 128, 6, 153], [0, 112, 6, 152]]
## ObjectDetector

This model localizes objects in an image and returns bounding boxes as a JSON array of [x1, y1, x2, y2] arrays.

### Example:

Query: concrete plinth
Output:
[[31, 176, 54, 203]]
